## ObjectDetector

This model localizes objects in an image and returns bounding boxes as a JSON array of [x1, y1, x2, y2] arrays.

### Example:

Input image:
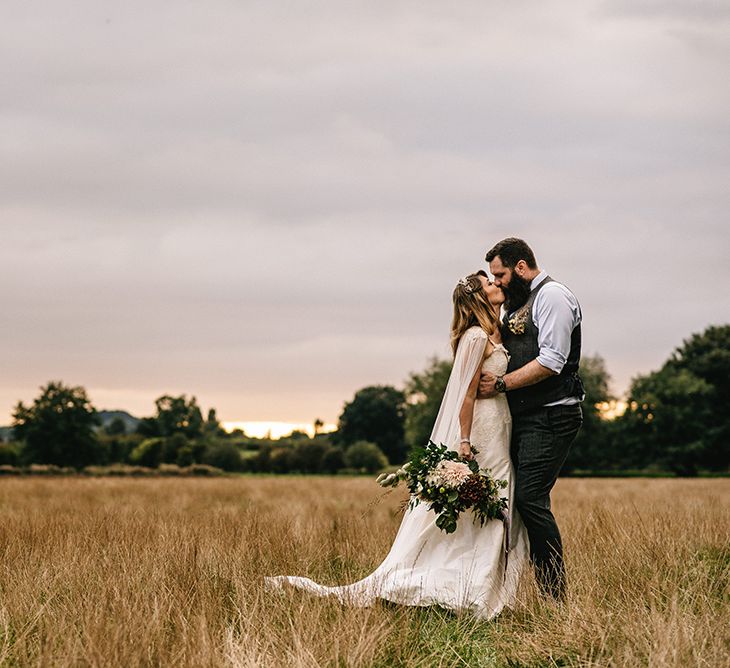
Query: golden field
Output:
[[0, 476, 727, 667]]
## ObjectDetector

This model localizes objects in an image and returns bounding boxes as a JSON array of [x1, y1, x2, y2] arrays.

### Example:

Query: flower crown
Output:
[[458, 276, 478, 294]]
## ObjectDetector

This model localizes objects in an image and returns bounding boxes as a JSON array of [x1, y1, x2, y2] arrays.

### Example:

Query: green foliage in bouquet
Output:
[[377, 441, 508, 534]]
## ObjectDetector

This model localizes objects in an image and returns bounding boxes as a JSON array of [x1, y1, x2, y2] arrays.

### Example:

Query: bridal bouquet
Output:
[[377, 441, 508, 534]]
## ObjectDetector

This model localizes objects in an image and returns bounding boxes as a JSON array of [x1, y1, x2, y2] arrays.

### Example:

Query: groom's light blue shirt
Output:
[[520, 270, 584, 406]]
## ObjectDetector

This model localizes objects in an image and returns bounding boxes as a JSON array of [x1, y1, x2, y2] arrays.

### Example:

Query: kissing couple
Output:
[[267, 237, 584, 618]]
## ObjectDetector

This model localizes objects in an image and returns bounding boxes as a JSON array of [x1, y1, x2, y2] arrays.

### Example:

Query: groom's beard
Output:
[[503, 273, 532, 312]]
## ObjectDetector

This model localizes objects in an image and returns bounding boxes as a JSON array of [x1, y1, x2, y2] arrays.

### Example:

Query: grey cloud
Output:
[[601, 0, 730, 22], [1, 1, 729, 423]]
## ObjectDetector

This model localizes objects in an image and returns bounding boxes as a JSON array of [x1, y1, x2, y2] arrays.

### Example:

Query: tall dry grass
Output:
[[0, 476, 727, 667]]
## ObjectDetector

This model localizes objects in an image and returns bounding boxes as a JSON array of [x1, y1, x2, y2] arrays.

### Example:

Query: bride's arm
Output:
[[430, 326, 487, 456], [457, 363, 483, 460]]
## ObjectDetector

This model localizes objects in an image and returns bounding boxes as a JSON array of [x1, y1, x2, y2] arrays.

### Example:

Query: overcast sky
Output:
[[2, 0, 729, 426]]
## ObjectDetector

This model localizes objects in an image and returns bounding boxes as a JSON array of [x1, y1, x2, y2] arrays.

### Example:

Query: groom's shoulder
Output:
[[536, 279, 581, 311], [542, 278, 578, 299]]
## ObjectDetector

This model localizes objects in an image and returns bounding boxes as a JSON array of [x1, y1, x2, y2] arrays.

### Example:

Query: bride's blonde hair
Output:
[[450, 271, 501, 357]]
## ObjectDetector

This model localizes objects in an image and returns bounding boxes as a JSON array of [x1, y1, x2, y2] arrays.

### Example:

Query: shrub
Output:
[[202, 442, 242, 471], [270, 448, 296, 474], [344, 441, 388, 474], [321, 447, 345, 474], [102, 434, 140, 464], [158, 464, 184, 476], [28, 464, 73, 475], [189, 439, 208, 463], [129, 438, 164, 468], [0, 443, 20, 466], [292, 441, 327, 473], [162, 433, 189, 464], [238, 451, 258, 473], [83, 464, 155, 476], [252, 444, 272, 473], [176, 446, 194, 467], [183, 464, 224, 476]]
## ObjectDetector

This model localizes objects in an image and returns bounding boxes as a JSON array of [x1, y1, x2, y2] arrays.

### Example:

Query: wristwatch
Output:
[[495, 375, 507, 393]]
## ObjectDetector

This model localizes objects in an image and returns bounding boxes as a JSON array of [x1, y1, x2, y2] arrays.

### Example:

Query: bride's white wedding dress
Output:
[[265, 326, 529, 619]]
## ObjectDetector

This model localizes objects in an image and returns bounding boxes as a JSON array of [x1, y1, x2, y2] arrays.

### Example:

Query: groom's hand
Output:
[[478, 372, 498, 399]]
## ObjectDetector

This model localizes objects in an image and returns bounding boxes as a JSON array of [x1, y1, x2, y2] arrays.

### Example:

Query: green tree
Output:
[[153, 395, 204, 438], [204, 408, 227, 437], [403, 357, 452, 452], [616, 325, 730, 475], [135, 417, 161, 437], [286, 429, 310, 441], [338, 385, 406, 463], [344, 441, 388, 474], [561, 355, 613, 473], [12, 381, 102, 468]]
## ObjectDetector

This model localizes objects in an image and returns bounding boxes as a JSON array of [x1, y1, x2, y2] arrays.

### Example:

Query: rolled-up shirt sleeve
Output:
[[533, 284, 581, 374]]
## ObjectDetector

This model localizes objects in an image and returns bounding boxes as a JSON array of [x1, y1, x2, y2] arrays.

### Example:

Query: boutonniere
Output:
[[507, 304, 529, 335]]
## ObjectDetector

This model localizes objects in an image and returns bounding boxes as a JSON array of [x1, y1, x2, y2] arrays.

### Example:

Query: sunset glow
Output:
[[222, 421, 337, 440], [597, 400, 628, 421]]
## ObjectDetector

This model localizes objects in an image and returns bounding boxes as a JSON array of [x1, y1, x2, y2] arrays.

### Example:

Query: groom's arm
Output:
[[479, 284, 580, 398], [479, 360, 555, 397]]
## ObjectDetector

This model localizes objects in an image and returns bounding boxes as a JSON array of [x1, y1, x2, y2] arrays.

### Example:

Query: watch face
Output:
[[496, 378, 506, 393]]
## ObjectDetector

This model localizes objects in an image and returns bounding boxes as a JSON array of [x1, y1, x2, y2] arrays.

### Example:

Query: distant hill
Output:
[[95, 410, 142, 434]]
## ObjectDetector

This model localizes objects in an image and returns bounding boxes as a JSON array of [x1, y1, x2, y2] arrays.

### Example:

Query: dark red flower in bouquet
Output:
[[458, 474, 486, 507]]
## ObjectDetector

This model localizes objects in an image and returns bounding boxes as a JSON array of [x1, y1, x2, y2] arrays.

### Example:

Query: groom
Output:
[[478, 237, 583, 600]]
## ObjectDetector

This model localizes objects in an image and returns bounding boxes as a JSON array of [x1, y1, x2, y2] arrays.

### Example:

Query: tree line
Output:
[[0, 385, 394, 475], [400, 324, 729, 477], [1, 324, 727, 477]]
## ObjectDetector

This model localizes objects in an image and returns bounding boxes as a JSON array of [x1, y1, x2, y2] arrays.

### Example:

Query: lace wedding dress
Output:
[[265, 326, 529, 619]]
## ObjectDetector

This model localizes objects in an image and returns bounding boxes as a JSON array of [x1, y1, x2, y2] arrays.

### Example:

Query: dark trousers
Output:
[[511, 403, 582, 599]]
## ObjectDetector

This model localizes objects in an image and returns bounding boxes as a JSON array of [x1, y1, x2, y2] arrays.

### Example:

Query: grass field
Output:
[[0, 476, 727, 667]]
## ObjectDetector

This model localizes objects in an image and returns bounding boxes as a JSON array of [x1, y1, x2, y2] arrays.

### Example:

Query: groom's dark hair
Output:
[[485, 238, 537, 269]]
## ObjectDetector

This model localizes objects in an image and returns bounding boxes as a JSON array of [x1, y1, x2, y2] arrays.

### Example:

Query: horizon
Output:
[[1, 395, 628, 438], [0, 381, 629, 433]]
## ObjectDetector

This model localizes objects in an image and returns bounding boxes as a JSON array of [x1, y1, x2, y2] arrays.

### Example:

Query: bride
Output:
[[266, 271, 529, 619]]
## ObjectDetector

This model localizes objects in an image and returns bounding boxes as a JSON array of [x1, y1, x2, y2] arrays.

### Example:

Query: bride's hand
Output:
[[458, 441, 474, 460]]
